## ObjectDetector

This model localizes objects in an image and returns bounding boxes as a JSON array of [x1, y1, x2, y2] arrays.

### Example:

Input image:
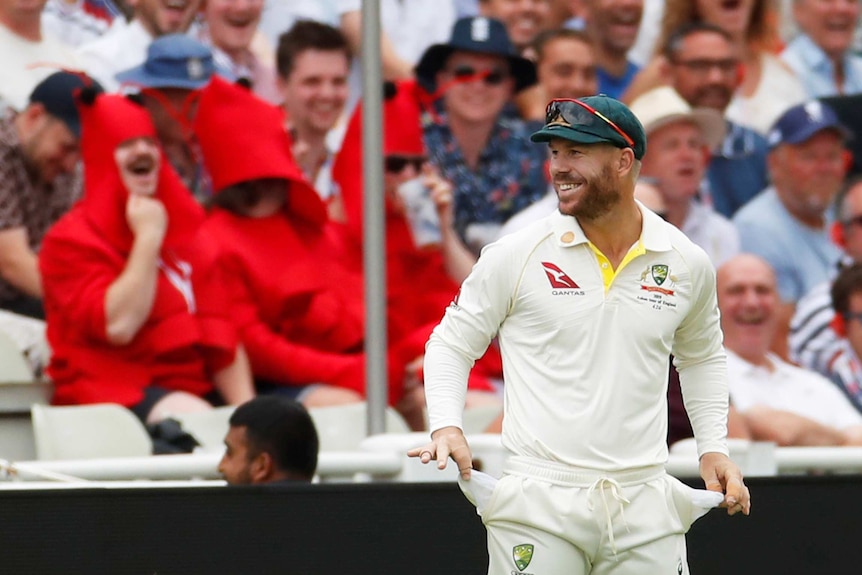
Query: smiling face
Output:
[[114, 137, 161, 196], [279, 48, 349, 137], [695, 0, 756, 38], [586, 0, 643, 55], [667, 30, 739, 111], [717, 254, 779, 362], [130, 0, 202, 37], [548, 137, 626, 220], [639, 121, 707, 207], [537, 36, 598, 100], [203, 0, 262, 59], [794, 0, 860, 60], [438, 52, 514, 125], [480, 0, 551, 49], [19, 109, 80, 184]]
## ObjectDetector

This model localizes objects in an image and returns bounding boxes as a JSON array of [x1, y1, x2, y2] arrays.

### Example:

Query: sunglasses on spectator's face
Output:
[[544, 98, 635, 147], [844, 214, 862, 228], [845, 311, 862, 325], [385, 156, 426, 173], [447, 65, 509, 86]]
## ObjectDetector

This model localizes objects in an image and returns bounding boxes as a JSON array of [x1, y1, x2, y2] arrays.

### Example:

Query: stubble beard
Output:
[[559, 164, 622, 221]]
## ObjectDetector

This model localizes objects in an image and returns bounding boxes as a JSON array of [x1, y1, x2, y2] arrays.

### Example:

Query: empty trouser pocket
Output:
[[458, 470, 500, 517], [667, 476, 725, 530]]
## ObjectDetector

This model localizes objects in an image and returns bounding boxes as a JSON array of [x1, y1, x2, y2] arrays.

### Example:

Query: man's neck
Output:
[[448, 116, 495, 170], [578, 198, 642, 268], [0, 14, 42, 42], [594, 44, 629, 78]]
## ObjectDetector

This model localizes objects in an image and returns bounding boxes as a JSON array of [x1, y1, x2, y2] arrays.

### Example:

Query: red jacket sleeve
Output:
[[40, 216, 122, 344]]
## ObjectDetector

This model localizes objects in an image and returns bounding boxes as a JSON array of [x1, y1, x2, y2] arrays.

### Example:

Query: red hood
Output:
[[78, 93, 203, 253], [332, 79, 427, 239], [194, 77, 327, 228]]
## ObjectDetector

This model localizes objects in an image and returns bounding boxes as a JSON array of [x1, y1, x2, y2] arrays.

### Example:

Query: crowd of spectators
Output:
[[4, 0, 862, 450]]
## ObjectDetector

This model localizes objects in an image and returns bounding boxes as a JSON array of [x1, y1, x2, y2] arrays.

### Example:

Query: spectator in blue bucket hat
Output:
[[116, 34, 220, 202]]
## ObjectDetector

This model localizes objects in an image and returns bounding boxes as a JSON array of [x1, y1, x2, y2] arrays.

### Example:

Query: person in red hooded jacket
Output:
[[194, 77, 407, 414], [332, 79, 504, 426], [39, 91, 255, 424]]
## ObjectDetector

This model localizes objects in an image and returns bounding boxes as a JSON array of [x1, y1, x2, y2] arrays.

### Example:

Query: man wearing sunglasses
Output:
[[415, 16, 548, 255], [412, 94, 749, 574]]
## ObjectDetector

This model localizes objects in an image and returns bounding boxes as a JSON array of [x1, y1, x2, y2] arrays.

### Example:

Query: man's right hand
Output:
[[126, 195, 167, 244], [407, 425, 474, 479]]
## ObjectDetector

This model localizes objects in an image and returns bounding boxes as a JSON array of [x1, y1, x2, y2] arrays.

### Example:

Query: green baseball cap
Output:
[[530, 95, 647, 160]]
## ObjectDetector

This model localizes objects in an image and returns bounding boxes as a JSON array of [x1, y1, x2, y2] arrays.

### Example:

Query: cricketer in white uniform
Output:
[[410, 95, 750, 574]]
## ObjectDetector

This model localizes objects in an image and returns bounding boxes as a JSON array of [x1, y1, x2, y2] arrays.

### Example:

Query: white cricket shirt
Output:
[[425, 204, 729, 471]]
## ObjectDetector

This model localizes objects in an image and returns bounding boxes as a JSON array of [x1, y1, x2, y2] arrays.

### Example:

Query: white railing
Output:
[[4, 436, 862, 485], [0, 451, 403, 483]]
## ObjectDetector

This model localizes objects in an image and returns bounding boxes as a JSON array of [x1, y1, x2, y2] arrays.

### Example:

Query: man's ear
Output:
[[17, 103, 47, 140], [618, 147, 635, 176], [22, 102, 46, 125], [250, 452, 274, 484]]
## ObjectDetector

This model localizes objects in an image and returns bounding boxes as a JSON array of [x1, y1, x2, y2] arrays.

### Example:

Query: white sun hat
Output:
[[629, 86, 727, 152]]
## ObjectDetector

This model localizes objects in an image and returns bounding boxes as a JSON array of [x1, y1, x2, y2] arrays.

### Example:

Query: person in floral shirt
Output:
[[416, 16, 548, 254]]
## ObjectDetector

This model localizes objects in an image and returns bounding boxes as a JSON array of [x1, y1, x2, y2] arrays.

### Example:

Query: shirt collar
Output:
[[548, 200, 674, 251], [792, 33, 834, 73]]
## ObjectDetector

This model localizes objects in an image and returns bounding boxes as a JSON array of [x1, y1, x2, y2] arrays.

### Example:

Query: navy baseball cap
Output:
[[415, 16, 537, 93], [116, 34, 214, 90], [29, 71, 104, 139], [767, 100, 851, 150], [530, 95, 648, 160]]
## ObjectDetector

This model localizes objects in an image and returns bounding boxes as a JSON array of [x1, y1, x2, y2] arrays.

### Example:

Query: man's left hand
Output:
[[700, 451, 751, 516]]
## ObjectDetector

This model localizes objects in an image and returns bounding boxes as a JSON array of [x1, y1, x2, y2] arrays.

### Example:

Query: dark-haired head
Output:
[[220, 396, 319, 485]]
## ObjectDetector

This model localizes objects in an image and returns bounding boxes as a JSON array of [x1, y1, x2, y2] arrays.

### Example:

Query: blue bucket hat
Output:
[[415, 16, 537, 93], [116, 34, 215, 90]]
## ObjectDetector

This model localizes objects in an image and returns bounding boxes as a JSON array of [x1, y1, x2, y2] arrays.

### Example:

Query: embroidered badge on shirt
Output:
[[636, 263, 678, 310]]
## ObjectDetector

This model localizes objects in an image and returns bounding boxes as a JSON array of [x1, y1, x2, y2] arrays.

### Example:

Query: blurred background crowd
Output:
[[4, 0, 862, 455]]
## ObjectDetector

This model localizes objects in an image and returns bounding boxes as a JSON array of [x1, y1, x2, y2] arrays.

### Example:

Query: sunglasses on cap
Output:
[[447, 65, 509, 86], [544, 98, 635, 148], [385, 156, 427, 173]]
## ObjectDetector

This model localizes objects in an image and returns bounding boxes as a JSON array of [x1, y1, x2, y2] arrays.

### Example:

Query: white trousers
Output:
[[460, 456, 721, 575]]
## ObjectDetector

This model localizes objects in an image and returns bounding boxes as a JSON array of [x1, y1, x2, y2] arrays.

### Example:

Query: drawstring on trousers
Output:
[[586, 477, 631, 556]]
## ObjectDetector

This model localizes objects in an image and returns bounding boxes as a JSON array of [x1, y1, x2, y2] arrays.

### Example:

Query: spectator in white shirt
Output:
[[718, 253, 862, 446]]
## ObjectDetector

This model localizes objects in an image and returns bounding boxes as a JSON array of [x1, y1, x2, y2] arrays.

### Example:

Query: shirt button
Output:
[[561, 231, 575, 243], [601, 262, 609, 269]]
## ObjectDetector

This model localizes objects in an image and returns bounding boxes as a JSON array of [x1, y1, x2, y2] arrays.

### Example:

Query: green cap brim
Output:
[[529, 124, 622, 146]]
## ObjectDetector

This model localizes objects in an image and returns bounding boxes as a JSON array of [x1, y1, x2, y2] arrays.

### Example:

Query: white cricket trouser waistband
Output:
[[504, 456, 666, 554], [504, 456, 665, 487]]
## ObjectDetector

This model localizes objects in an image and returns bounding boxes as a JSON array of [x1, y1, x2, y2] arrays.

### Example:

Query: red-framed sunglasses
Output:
[[544, 98, 635, 147]]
